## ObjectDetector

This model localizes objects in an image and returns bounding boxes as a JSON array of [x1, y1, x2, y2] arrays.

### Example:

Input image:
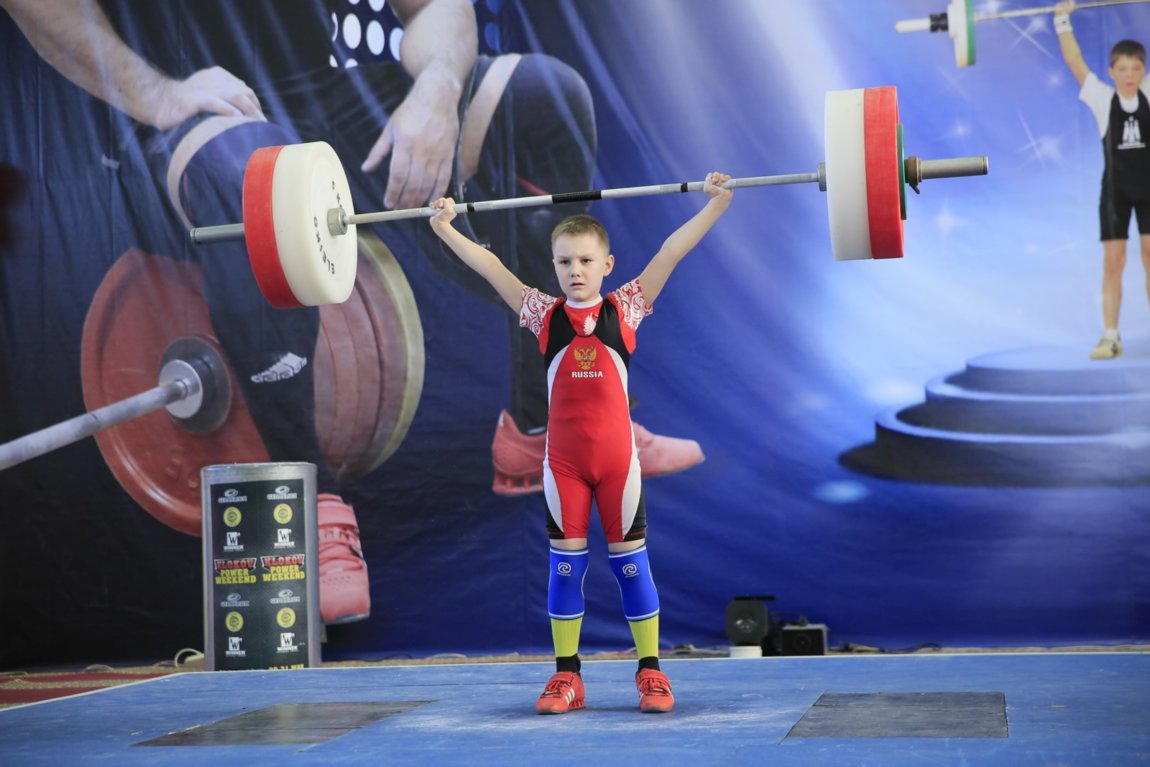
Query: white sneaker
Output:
[[1089, 335, 1122, 361]]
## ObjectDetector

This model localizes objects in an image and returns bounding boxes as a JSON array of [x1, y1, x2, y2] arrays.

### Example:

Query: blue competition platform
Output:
[[1, 652, 1147, 765]]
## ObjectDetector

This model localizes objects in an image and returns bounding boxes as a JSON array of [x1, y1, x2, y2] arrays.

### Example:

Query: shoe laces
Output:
[[540, 673, 578, 698], [319, 525, 361, 556], [318, 511, 364, 567], [637, 671, 671, 696]]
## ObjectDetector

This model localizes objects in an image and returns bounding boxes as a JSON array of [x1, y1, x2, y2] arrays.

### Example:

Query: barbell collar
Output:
[[895, 12, 951, 33], [190, 222, 245, 244], [918, 155, 989, 180], [157, 339, 232, 432]]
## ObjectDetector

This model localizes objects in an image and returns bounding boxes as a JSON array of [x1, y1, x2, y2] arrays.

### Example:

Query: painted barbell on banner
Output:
[[895, 0, 1150, 68], [0, 337, 230, 473], [189, 86, 990, 309], [0, 240, 424, 520]]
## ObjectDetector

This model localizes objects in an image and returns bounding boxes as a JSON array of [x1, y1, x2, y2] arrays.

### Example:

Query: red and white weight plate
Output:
[[824, 86, 905, 261], [243, 141, 357, 308]]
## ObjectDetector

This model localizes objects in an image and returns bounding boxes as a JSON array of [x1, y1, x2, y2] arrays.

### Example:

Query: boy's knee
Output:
[[609, 545, 660, 621], [547, 547, 590, 619]]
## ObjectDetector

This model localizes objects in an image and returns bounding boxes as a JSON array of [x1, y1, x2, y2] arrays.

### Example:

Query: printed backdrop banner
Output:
[[1, 0, 1148, 667]]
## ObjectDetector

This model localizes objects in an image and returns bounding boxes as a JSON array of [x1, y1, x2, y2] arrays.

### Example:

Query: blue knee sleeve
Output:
[[547, 548, 589, 620], [609, 546, 660, 621]]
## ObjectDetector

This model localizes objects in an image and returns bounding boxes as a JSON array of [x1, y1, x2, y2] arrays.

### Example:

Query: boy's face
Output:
[[1109, 54, 1146, 99], [552, 232, 614, 303]]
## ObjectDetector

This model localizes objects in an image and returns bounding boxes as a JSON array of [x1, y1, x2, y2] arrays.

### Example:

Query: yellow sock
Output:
[[551, 617, 583, 658], [629, 616, 660, 660]]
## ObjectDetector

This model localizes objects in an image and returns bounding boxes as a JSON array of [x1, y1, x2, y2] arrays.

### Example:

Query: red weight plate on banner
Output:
[[243, 145, 302, 309], [355, 232, 425, 478], [81, 250, 268, 535], [315, 232, 424, 482], [315, 297, 372, 480], [83, 240, 423, 531], [863, 87, 905, 259]]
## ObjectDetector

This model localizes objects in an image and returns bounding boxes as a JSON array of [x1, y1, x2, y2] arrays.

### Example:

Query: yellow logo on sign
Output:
[[225, 611, 244, 632], [277, 608, 296, 628], [274, 504, 293, 524], [223, 507, 242, 527]]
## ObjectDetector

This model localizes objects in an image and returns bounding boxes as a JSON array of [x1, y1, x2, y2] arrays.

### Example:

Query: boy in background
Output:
[[1055, 0, 1150, 359]]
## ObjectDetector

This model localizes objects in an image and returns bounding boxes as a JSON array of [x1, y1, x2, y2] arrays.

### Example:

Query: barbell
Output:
[[895, 0, 1150, 68], [0, 337, 230, 473], [188, 86, 990, 309]]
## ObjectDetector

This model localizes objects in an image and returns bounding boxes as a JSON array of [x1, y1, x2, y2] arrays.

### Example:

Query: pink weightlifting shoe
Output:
[[632, 422, 704, 477], [490, 410, 705, 496], [317, 493, 370, 624], [491, 410, 546, 495]]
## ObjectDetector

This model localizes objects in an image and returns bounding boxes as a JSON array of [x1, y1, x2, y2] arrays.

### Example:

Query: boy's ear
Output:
[[604, 253, 615, 274]]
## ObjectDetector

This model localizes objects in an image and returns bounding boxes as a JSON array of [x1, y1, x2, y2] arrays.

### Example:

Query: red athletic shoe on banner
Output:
[[491, 411, 705, 496], [491, 410, 547, 495], [631, 422, 705, 478], [317, 493, 370, 624]]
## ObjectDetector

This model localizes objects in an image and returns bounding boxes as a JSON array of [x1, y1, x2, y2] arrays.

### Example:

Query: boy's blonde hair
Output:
[[1110, 39, 1146, 66], [551, 214, 609, 251]]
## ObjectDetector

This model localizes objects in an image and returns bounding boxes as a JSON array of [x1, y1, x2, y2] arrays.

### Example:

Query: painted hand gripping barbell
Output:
[[895, 0, 1150, 68], [189, 86, 990, 310]]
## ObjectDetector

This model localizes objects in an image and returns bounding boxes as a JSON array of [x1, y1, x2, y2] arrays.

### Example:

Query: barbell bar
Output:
[[0, 338, 230, 472], [188, 86, 989, 309], [187, 171, 826, 243], [895, 0, 1150, 68]]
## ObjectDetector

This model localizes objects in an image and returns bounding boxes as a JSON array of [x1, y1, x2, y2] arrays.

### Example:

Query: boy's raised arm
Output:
[[1055, 1, 1089, 87], [637, 171, 733, 305], [428, 197, 526, 312]]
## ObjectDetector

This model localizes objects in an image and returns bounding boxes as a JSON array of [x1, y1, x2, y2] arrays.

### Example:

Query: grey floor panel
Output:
[[785, 691, 1008, 738], [0, 653, 1147, 766]]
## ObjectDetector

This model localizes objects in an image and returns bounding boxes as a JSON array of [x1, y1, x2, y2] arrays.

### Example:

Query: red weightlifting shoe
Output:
[[535, 671, 586, 715], [491, 411, 705, 496], [317, 493, 370, 625], [636, 669, 674, 713], [491, 410, 545, 495]]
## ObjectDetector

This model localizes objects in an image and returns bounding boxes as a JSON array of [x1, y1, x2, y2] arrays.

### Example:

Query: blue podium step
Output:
[[841, 339, 1150, 486]]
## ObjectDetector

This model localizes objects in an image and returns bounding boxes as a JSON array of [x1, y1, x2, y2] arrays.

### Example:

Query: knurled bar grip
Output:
[[344, 172, 824, 227]]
